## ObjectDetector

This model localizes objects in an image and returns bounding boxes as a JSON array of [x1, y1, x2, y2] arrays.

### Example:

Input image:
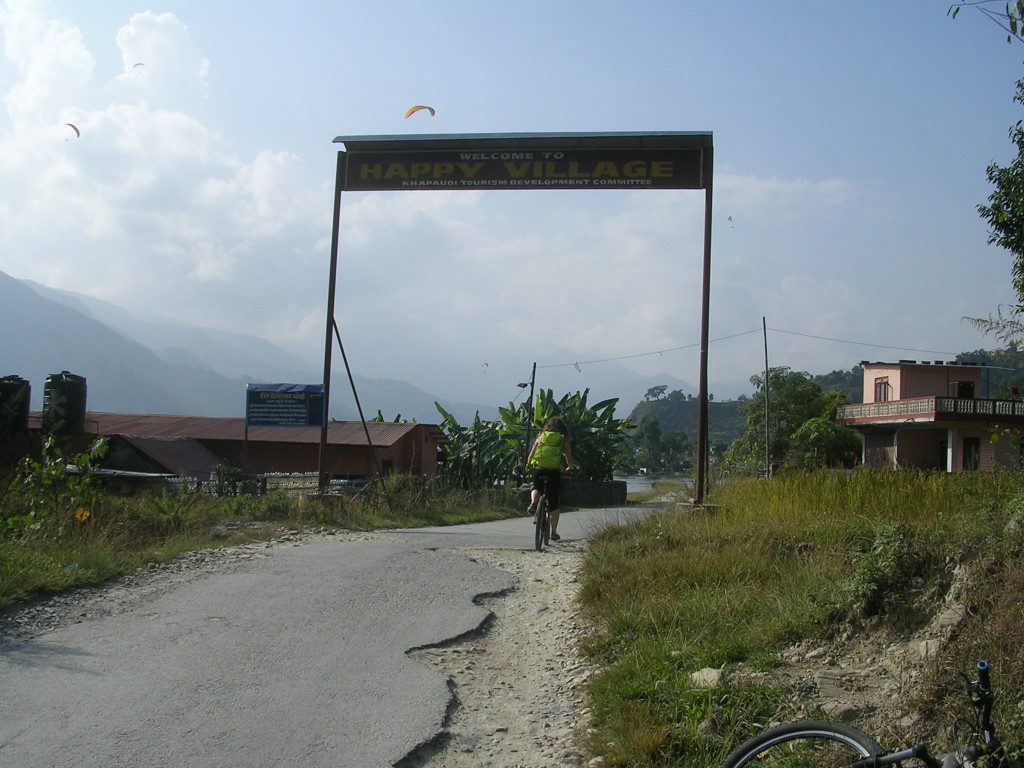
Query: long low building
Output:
[[28, 411, 444, 480]]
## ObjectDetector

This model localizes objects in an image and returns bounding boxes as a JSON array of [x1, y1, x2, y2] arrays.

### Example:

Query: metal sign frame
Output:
[[320, 132, 714, 502]]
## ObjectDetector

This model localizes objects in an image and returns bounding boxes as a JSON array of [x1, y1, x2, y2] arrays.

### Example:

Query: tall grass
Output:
[[578, 469, 1024, 767]]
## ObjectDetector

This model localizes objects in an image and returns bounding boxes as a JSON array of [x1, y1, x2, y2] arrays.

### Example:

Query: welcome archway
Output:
[[319, 132, 715, 502]]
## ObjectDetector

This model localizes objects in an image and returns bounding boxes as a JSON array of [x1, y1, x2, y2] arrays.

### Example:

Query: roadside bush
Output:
[[2, 437, 107, 537], [841, 520, 931, 619]]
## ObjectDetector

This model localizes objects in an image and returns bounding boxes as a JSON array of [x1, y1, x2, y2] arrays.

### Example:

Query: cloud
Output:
[[2, 0, 93, 123], [0, 1, 328, 338], [111, 11, 209, 110], [718, 173, 852, 225], [329, 174, 858, 380], [0, 1, 916, 405]]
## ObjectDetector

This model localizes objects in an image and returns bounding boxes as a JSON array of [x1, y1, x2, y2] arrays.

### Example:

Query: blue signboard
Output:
[[245, 383, 324, 427]]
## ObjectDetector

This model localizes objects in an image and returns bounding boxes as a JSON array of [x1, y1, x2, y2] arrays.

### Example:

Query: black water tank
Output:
[[0, 375, 30, 434], [42, 371, 87, 435]]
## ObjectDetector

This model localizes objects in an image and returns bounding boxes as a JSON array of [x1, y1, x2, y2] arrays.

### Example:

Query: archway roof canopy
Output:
[[332, 131, 712, 152]]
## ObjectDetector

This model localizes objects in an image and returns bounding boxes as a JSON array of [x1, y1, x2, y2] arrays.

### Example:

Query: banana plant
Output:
[[524, 389, 632, 482], [434, 405, 521, 488], [435, 389, 630, 488]]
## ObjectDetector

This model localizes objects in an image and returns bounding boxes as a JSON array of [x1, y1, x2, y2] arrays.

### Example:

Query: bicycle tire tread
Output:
[[720, 719, 883, 768]]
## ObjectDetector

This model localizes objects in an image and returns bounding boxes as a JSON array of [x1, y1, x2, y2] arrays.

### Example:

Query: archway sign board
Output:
[[320, 132, 715, 502]]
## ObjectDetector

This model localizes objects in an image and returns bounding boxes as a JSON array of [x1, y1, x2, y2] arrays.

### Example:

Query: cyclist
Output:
[[526, 416, 575, 542]]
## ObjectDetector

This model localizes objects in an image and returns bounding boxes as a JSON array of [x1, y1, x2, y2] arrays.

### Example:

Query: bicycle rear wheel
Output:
[[720, 720, 883, 768], [534, 496, 548, 552]]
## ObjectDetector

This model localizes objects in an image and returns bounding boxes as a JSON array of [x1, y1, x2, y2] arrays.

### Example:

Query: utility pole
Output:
[[763, 316, 770, 479], [522, 362, 537, 478]]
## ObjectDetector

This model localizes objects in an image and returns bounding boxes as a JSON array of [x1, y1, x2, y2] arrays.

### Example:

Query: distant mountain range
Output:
[[0, 271, 496, 424], [1, 271, 732, 424]]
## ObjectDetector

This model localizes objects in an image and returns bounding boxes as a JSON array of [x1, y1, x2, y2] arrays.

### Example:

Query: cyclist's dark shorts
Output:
[[531, 468, 562, 510]]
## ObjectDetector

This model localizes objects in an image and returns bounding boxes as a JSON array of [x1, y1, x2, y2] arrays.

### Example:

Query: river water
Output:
[[614, 475, 656, 494], [614, 475, 693, 494]]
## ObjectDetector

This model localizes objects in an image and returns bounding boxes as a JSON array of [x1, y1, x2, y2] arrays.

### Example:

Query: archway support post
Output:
[[694, 146, 713, 505]]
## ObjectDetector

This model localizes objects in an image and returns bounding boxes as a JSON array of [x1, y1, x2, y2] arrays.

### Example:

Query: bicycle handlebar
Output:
[[977, 660, 991, 691]]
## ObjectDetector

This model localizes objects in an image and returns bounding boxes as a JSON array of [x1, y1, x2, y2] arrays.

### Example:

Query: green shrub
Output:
[[2, 437, 107, 536], [841, 520, 928, 618]]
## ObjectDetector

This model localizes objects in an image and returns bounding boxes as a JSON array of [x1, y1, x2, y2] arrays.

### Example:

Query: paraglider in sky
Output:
[[64, 123, 80, 139], [133, 62, 144, 68], [481, 362, 490, 373], [404, 105, 435, 119]]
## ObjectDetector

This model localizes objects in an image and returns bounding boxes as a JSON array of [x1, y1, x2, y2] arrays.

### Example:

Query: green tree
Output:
[[948, 1, 1024, 45], [942, 1, 1024, 348], [660, 430, 693, 472], [980, 78, 1024, 307], [963, 79, 1024, 341], [951, 4, 1024, 338], [644, 385, 667, 401], [636, 415, 662, 468], [666, 389, 687, 404], [788, 416, 861, 470], [722, 367, 852, 475]]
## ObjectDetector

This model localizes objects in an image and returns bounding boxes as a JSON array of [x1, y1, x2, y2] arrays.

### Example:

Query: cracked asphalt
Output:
[[0, 506, 649, 768]]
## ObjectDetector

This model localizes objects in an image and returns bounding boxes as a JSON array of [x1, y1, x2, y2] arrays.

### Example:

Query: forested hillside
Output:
[[628, 367, 863, 445], [629, 393, 746, 452], [812, 367, 863, 403], [956, 348, 1024, 396]]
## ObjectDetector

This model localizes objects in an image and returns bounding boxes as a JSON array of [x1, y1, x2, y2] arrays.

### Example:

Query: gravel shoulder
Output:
[[401, 540, 593, 768]]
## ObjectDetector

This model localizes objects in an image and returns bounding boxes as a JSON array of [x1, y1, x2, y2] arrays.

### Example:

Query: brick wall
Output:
[[895, 430, 946, 470], [863, 432, 894, 468]]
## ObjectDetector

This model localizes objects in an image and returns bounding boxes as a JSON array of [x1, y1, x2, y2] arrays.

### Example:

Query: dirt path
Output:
[[403, 540, 595, 768]]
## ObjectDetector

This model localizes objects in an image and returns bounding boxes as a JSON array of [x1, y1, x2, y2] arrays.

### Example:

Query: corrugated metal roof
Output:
[[120, 435, 223, 477], [77, 412, 438, 447]]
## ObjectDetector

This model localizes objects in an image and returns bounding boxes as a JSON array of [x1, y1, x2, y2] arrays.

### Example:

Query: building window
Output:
[[955, 381, 975, 399], [874, 377, 891, 403]]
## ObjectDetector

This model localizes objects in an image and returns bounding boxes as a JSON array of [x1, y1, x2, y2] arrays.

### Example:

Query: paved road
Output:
[[0, 506, 651, 768]]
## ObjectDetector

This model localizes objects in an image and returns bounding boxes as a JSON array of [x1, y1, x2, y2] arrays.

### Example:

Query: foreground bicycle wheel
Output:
[[534, 496, 548, 552], [720, 720, 883, 768]]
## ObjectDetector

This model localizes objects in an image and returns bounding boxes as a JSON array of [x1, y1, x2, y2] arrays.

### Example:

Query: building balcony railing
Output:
[[837, 396, 1024, 422]]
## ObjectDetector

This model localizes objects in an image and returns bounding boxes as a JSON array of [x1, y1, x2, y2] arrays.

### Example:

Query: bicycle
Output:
[[720, 660, 1007, 768], [534, 489, 550, 552]]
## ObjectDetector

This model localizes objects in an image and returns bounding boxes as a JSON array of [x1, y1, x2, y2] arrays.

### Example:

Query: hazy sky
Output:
[[1, 0, 1022, 404]]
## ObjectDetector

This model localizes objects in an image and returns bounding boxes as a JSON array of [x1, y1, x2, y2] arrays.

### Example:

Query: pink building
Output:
[[836, 360, 1024, 472]]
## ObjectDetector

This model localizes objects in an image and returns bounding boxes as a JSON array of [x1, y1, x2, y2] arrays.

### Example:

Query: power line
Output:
[[766, 327, 964, 357], [537, 328, 761, 370], [534, 324, 996, 375]]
